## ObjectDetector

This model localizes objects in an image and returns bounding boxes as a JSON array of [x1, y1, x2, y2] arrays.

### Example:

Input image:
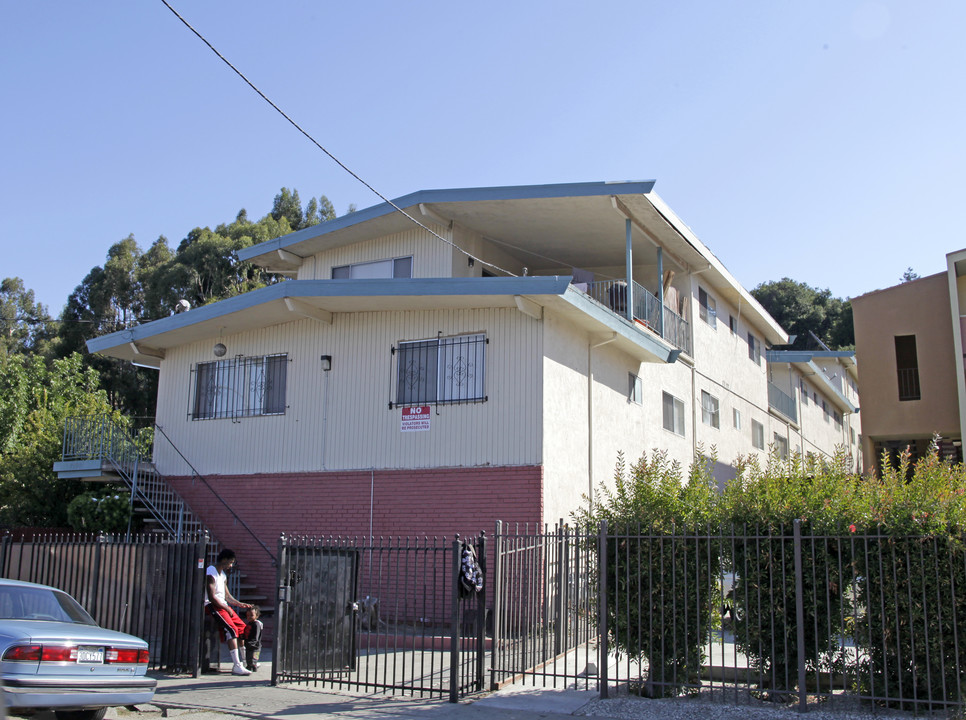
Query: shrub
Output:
[[850, 443, 966, 710], [575, 450, 720, 697], [722, 449, 860, 697], [66, 489, 132, 534]]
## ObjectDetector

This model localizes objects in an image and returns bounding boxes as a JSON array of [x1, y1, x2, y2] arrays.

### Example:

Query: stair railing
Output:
[[153, 424, 276, 564], [62, 415, 203, 541]]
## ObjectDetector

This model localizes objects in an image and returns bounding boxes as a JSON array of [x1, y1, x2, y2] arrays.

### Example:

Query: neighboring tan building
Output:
[[76, 180, 862, 599], [852, 261, 964, 475]]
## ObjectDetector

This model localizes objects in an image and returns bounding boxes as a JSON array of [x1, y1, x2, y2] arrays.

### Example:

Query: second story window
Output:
[[628, 373, 642, 404], [701, 390, 720, 429], [394, 333, 486, 407], [752, 419, 765, 450], [333, 256, 413, 279], [192, 354, 287, 420], [662, 392, 686, 436], [698, 287, 717, 328], [773, 433, 789, 460]]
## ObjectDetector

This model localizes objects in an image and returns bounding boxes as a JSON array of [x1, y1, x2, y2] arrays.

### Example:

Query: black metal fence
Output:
[[0, 532, 208, 674], [490, 521, 598, 691], [491, 520, 966, 715], [273, 532, 487, 701]]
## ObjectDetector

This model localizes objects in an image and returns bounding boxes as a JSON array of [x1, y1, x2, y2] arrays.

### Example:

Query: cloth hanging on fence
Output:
[[459, 541, 483, 597]]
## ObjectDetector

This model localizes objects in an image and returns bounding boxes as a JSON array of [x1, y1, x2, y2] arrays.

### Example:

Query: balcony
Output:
[[582, 279, 692, 357], [768, 382, 798, 424]]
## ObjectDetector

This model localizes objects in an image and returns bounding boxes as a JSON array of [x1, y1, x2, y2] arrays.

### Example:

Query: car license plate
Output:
[[77, 646, 104, 664]]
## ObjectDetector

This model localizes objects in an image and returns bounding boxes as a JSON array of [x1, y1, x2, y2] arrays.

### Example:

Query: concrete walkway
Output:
[[126, 668, 596, 720]]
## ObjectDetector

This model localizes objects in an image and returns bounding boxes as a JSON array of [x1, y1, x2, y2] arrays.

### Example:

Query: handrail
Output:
[[579, 279, 691, 356], [62, 415, 204, 540], [153, 424, 276, 563]]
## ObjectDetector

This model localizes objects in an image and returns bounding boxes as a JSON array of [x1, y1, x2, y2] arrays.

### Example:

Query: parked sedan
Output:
[[0, 578, 156, 720]]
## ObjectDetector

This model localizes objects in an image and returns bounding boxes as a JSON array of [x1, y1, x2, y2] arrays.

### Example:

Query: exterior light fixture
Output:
[[213, 343, 227, 357], [321, 355, 332, 372]]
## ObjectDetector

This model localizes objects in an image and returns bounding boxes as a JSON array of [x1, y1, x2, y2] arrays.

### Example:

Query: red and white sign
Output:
[[401, 406, 431, 432]]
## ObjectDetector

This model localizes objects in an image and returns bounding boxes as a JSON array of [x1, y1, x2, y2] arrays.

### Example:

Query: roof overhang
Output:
[[237, 180, 787, 345], [766, 350, 858, 413], [88, 276, 680, 365]]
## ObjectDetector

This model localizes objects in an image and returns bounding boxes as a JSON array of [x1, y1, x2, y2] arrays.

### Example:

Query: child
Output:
[[243, 605, 263, 672]]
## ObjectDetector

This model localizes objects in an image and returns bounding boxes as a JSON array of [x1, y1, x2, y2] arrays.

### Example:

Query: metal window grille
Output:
[[394, 334, 486, 407], [191, 354, 287, 420]]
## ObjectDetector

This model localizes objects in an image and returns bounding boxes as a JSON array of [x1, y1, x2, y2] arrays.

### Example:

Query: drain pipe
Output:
[[588, 333, 618, 508]]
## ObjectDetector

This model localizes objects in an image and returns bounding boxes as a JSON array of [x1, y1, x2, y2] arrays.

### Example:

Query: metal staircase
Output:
[[55, 415, 274, 608], [56, 415, 205, 540]]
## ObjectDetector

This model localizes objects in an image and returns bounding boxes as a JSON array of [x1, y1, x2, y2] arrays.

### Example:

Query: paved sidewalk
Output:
[[133, 668, 595, 720]]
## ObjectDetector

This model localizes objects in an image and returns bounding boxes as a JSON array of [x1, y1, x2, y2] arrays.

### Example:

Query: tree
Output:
[[0, 277, 55, 357], [901, 267, 920, 283], [0, 353, 115, 528], [51, 186, 337, 419], [271, 187, 304, 229], [751, 278, 853, 350]]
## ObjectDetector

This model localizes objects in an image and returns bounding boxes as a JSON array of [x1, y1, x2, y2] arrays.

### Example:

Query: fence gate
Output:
[[273, 533, 487, 701]]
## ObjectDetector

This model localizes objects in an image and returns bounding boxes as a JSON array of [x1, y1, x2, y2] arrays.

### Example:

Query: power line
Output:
[[158, 1, 516, 277]]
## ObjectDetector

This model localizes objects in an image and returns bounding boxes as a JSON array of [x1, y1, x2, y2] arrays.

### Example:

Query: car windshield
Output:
[[0, 586, 97, 625]]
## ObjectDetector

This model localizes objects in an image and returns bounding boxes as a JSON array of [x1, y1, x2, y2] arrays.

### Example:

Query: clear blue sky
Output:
[[3, 1, 964, 315]]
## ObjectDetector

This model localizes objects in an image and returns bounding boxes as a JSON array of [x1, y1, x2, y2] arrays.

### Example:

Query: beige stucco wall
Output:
[[153, 307, 544, 477], [853, 273, 959, 444], [686, 276, 771, 478]]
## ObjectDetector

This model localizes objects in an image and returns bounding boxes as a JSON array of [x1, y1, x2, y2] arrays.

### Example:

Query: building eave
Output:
[[767, 351, 858, 413], [87, 276, 679, 365]]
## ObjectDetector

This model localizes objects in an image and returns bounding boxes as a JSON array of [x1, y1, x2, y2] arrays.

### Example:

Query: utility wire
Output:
[[159, 0, 516, 277]]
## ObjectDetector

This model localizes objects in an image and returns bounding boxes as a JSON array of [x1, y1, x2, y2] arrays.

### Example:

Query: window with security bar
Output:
[[191, 354, 288, 420], [393, 333, 486, 407]]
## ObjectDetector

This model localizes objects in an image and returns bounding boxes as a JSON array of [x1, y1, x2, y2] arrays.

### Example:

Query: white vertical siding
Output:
[[301, 227, 454, 280], [154, 308, 543, 476]]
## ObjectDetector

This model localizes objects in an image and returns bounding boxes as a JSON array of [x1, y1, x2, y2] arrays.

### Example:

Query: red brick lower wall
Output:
[[166, 465, 544, 607]]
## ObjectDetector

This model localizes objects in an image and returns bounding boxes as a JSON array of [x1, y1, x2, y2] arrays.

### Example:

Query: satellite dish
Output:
[[174, 299, 191, 314]]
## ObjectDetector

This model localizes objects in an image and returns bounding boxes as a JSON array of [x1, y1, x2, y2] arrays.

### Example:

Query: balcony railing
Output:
[[898, 367, 921, 401], [768, 381, 798, 423], [583, 279, 692, 357]]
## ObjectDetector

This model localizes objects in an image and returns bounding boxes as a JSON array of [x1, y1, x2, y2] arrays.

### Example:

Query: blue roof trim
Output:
[[86, 276, 573, 353], [237, 180, 657, 262]]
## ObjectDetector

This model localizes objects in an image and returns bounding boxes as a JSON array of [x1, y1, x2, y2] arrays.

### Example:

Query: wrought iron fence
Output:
[[492, 521, 966, 715], [0, 532, 209, 674], [273, 532, 488, 702], [490, 522, 598, 691]]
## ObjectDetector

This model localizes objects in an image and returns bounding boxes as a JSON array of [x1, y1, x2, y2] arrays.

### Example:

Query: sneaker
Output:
[[232, 664, 252, 676]]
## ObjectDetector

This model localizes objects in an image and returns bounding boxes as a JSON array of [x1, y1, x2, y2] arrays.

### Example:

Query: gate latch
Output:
[[278, 585, 291, 603]]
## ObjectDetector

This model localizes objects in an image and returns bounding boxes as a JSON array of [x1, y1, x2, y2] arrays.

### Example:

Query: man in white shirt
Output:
[[205, 548, 253, 676]]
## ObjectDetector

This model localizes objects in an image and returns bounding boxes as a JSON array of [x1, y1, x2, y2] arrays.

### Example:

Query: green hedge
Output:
[[580, 440, 966, 708], [575, 451, 719, 697]]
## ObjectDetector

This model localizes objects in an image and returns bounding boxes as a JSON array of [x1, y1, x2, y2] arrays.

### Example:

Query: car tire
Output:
[[55, 709, 108, 720]]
